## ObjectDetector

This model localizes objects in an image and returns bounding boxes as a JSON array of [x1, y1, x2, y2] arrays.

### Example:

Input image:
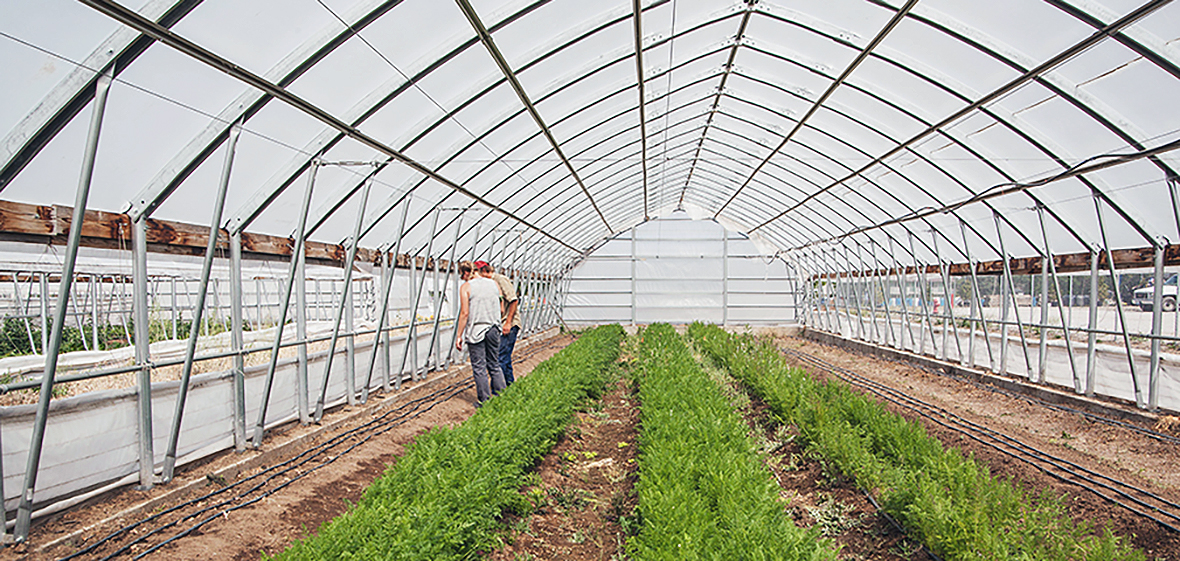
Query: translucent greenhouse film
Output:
[[1, 0, 1179, 546]]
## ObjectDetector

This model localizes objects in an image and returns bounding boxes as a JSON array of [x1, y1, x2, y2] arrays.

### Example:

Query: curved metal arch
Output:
[[899, 0, 1172, 244], [695, 126, 881, 243], [224, 0, 561, 234], [711, 0, 918, 219], [73, 0, 581, 256], [0, 0, 200, 192], [240, 7, 739, 251], [711, 99, 960, 260], [729, 12, 1150, 257], [372, 63, 732, 253], [678, 0, 758, 207], [371, 3, 746, 245], [719, 83, 1047, 262], [722, 44, 1094, 260], [724, 7, 1136, 256], [456, 0, 612, 233], [128, 0, 449, 222], [750, 0, 1170, 241], [739, 60, 1094, 256]]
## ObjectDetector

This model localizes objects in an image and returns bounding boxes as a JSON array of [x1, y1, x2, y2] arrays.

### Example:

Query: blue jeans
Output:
[[468, 327, 505, 404], [499, 325, 519, 385]]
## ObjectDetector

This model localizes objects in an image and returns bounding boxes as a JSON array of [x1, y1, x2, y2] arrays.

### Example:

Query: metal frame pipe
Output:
[[132, 215, 154, 490], [995, 212, 1035, 378], [1087, 247, 1100, 396], [870, 242, 892, 347], [162, 121, 239, 482], [39, 273, 48, 357], [295, 234, 310, 422], [907, 233, 933, 356], [932, 231, 963, 362], [312, 176, 372, 422], [889, 238, 912, 350], [15, 66, 113, 542], [428, 214, 462, 371], [253, 161, 318, 448], [723, 228, 730, 327], [230, 230, 247, 451], [1149, 239, 1165, 410], [1095, 194, 1144, 408], [345, 269, 356, 404], [398, 211, 439, 385], [860, 242, 880, 345], [1037, 204, 1081, 391]]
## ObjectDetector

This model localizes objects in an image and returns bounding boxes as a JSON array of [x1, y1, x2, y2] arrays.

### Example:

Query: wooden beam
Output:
[[0, 199, 459, 271], [810, 244, 1180, 280]]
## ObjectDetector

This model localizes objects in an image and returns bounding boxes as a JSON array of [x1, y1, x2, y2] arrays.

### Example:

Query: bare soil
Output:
[[487, 375, 640, 561]]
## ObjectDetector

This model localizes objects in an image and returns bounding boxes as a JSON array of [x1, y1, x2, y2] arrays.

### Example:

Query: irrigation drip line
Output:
[[780, 346, 1180, 534], [808, 337, 1180, 447], [859, 489, 942, 561], [55, 336, 567, 560], [909, 359, 1180, 447]]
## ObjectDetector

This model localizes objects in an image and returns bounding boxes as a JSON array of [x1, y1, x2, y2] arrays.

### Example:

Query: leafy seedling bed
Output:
[[488, 372, 640, 561]]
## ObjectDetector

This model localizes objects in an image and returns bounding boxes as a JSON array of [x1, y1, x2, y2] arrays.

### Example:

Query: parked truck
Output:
[[1133, 273, 1178, 312]]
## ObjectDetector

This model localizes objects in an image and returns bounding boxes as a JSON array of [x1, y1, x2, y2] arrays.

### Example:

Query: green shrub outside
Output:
[[687, 323, 1143, 561], [0, 316, 246, 360]]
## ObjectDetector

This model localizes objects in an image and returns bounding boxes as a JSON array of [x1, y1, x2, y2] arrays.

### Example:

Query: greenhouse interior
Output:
[[1, 0, 1180, 558]]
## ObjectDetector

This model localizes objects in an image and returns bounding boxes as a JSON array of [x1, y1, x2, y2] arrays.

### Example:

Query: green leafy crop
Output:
[[687, 323, 1143, 561], [629, 323, 837, 561], [271, 324, 623, 561]]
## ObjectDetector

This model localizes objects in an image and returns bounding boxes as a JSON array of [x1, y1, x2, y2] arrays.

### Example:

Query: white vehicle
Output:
[[1133, 274, 1178, 312]]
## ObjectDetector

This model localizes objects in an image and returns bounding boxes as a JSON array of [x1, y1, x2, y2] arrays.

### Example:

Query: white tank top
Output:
[[465, 276, 501, 343]]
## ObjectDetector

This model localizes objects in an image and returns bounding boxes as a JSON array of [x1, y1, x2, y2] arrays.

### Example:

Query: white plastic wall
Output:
[[564, 215, 798, 325]]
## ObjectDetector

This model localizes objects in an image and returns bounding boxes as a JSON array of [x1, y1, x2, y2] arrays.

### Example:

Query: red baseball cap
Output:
[[473, 260, 490, 270]]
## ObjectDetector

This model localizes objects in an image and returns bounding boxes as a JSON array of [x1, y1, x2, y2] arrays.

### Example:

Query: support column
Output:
[[230, 231, 246, 451], [1095, 195, 1143, 408], [1086, 247, 1100, 396], [1149, 240, 1165, 411], [16, 67, 113, 542], [132, 215, 154, 489], [253, 161, 318, 448], [631, 230, 637, 326], [312, 177, 372, 422], [722, 229, 729, 326]]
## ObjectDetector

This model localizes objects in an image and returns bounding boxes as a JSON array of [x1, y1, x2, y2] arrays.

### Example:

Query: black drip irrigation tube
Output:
[[55, 337, 567, 560], [808, 337, 1180, 447], [859, 489, 942, 561], [780, 345, 1180, 535]]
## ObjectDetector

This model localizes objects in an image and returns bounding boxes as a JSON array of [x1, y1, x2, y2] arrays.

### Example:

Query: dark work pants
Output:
[[499, 325, 520, 385], [468, 326, 505, 404]]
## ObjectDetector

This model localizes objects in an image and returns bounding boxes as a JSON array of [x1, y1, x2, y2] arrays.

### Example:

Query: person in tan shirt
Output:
[[477, 261, 520, 386]]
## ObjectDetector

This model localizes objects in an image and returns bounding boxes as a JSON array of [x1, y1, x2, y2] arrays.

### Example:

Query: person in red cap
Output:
[[455, 261, 505, 406]]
